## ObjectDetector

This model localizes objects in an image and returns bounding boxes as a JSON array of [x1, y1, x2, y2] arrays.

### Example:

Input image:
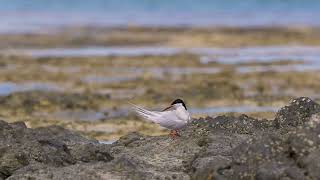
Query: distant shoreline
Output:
[[1, 24, 319, 35], [1, 25, 319, 49]]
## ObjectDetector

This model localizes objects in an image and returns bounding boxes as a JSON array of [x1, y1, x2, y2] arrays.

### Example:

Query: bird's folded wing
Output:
[[162, 105, 176, 112], [153, 110, 185, 129], [130, 103, 186, 129]]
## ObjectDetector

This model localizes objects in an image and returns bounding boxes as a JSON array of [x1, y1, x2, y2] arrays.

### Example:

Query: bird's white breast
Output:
[[175, 105, 191, 122]]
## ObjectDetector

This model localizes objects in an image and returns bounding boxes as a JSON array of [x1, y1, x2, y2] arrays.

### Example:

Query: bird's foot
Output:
[[169, 130, 181, 139]]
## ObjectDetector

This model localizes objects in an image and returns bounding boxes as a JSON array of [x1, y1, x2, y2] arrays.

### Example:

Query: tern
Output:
[[131, 99, 191, 137]]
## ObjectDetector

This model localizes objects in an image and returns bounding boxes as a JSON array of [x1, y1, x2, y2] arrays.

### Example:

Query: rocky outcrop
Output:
[[1, 97, 320, 180], [0, 121, 112, 180]]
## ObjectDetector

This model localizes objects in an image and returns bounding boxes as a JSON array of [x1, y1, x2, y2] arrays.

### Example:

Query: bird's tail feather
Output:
[[129, 102, 160, 123]]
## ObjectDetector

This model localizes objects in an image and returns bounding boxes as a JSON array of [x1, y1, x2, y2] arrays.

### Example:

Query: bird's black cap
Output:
[[171, 99, 187, 110]]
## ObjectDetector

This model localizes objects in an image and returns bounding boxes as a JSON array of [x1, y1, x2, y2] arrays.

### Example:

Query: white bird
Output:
[[131, 99, 191, 137]]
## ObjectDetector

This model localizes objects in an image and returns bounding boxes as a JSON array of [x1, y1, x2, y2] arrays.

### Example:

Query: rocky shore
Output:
[[0, 25, 320, 140], [0, 97, 319, 179]]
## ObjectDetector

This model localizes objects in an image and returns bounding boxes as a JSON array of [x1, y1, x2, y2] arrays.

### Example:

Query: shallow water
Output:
[[0, 82, 63, 96], [197, 46, 320, 64], [82, 75, 140, 84], [190, 106, 278, 115], [34, 108, 130, 122], [147, 67, 221, 77], [6, 46, 320, 63], [7, 45, 320, 73], [99, 140, 116, 145], [5, 47, 179, 58], [35, 110, 106, 122]]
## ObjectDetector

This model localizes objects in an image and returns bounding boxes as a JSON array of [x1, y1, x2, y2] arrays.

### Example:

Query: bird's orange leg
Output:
[[169, 130, 181, 138]]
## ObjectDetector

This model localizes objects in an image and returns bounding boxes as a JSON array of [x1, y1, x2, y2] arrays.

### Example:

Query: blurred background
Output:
[[0, 0, 320, 141]]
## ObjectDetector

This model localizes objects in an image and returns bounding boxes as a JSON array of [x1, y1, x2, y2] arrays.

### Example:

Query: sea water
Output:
[[1, 0, 320, 33]]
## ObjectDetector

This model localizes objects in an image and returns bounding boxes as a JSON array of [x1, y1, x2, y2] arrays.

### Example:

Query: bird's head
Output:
[[171, 99, 187, 110]]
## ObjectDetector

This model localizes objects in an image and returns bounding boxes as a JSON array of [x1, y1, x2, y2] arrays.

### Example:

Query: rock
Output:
[[227, 116, 320, 180], [0, 91, 110, 114], [2, 97, 320, 179], [189, 114, 274, 135], [275, 97, 320, 128], [0, 120, 112, 179], [7, 163, 110, 180]]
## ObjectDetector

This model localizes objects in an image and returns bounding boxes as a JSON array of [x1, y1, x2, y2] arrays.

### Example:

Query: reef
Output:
[[1, 97, 320, 179]]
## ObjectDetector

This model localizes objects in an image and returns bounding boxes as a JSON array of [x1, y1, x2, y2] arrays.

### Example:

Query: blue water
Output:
[[1, 0, 320, 33]]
